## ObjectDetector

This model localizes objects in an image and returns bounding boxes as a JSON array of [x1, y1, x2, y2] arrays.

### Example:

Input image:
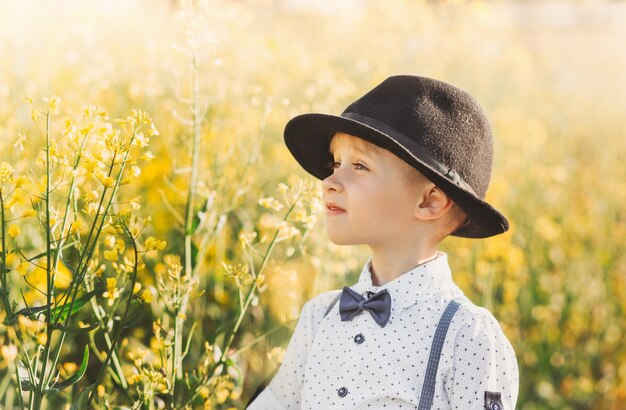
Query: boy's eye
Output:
[[325, 160, 341, 172], [325, 160, 369, 171]]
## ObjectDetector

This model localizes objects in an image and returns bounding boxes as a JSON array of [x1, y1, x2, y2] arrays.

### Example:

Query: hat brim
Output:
[[284, 113, 509, 238]]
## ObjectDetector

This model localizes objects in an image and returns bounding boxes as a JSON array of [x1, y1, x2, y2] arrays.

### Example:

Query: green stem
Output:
[[56, 119, 141, 328], [85, 225, 140, 408], [0, 190, 11, 318], [15, 360, 25, 410], [87, 289, 128, 389], [218, 190, 304, 366], [171, 36, 203, 407], [42, 120, 90, 390], [32, 111, 53, 410]]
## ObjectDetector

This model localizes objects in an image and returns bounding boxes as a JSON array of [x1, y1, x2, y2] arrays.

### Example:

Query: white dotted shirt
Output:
[[248, 253, 519, 409]]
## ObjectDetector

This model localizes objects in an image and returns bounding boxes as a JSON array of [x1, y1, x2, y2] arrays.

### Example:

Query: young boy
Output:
[[248, 75, 519, 409]]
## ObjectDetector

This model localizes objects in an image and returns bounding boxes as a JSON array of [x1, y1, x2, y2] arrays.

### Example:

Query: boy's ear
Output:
[[414, 185, 454, 221]]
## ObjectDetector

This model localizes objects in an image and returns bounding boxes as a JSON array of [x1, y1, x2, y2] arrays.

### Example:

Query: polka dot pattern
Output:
[[248, 253, 519, 409]]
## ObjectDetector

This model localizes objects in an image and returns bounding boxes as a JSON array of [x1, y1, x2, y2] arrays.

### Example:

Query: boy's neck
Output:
[[369, 242, 438, 286]]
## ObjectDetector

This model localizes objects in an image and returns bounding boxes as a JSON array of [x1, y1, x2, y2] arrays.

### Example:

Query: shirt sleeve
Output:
[[445, 307, 519, 409], [248, 291, 337, 409]]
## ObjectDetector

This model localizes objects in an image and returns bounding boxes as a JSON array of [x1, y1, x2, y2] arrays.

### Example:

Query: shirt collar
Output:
[[350, 252, 456, 313]]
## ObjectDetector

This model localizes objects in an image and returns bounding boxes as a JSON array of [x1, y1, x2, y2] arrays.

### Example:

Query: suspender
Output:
[[323, 292, 342, 319], [324, 294, 461, 410], [417, 300, 461, 409]]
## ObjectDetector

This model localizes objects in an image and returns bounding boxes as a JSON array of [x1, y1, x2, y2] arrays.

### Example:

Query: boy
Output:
[[248, 75, 519, 409]]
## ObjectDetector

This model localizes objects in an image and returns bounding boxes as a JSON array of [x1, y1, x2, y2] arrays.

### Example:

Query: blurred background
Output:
[[1, 0, 625, 408]]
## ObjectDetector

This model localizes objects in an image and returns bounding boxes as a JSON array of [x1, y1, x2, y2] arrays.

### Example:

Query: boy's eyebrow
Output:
[[329, 137, 376, 157]]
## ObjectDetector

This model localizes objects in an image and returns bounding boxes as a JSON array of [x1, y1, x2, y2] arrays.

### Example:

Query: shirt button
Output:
[[337, 387, 348, 397], [354, 333, 365, 344]]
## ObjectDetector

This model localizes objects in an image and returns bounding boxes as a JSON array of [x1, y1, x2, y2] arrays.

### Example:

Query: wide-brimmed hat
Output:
[[283, 75, 509, 238]]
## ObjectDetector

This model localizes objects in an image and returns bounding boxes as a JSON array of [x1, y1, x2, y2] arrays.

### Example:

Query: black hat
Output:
[[283, 75, 508, 238]]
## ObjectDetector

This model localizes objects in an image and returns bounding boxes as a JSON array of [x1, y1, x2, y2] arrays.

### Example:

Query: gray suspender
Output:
[[324, 294, 461, 410], [323, 292, 342, 318], [417, 299, 461, 410]]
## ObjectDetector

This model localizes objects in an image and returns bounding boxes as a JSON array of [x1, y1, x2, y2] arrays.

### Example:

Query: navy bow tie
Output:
[[339, 286, 392, 327]]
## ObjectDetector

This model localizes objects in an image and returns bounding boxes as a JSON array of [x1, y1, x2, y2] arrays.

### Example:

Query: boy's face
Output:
[[322, 133, 431, 247]]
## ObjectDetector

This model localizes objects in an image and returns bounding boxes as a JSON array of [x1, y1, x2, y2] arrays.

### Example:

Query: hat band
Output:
[[341, 112, 477, 196]]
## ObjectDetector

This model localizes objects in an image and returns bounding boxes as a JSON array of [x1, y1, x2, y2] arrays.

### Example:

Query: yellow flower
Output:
[[115, 238, 126, 254], [69, 220, 83, 235], [94, 264, 106, 277], [85, 189, 99, 202], [104, 235, 116, 248], [140, 289, 153, 303], [43, 95, 61, 115], [83, 202, 100, 216], [198, 386, 210, 399], [276, 222, 299, 242], [133, 133, 150, 148], [130, 166, 141, 178], [239, 231, 257, 247], [62, 362, 78, 374], [16, 262, 30, 276], [7, 225, 20, 238], [14, 133, 26, 151], [5, 253, 17, 267], [140, 151, 155, 160], [277, 183, 289, 194], [21, 209, 37, 218], [0, 162, 15, 184], [102, 176, 116, 188], [148, 123, 159, 136], [292, 207, 307, 223], [30, 108, 40, 123], [14, 176, 30, 189], [0, 344, 17, 365], [102, 278, 120, 306], [36, 332, 48, 346], [144, 236, 166, 251], [258, 197, 284, 211], [215, 387, 230, 404], [130, 196, 141, 210], [104, 249, 118, 261]]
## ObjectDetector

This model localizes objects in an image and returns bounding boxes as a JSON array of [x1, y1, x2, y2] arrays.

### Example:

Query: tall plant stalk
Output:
[[177, 42, 202, 380], [32, 110, 53, 410]]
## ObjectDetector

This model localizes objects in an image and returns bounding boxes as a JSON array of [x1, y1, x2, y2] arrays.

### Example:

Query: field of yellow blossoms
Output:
[[1, 0, 625, 409]]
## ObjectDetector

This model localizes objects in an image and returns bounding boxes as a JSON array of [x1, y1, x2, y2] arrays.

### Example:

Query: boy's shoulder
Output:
[[448, 297, 516, 356], [302, 289, 342, 317]]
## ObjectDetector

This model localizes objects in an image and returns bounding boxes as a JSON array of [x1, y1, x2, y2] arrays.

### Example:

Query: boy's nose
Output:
[[322, 173, 343, 193]]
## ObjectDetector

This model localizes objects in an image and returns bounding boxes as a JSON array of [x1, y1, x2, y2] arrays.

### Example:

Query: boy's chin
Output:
[[326, 232, 361, 246]]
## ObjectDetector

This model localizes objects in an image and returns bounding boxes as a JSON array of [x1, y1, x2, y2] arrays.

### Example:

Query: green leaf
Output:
[[70, 384, 95, 410], [49, 289, 97, 322], [191, 241, 199, 268], [19, 378, 35, 391], [51, 345, 89, 390], [189, 212, 201, 235], [13, 303, 50, 319], [188, 198, 209, 235]]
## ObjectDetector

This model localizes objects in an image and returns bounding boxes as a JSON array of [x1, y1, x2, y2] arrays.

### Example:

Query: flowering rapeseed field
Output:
[[1, 0, 625, 409]]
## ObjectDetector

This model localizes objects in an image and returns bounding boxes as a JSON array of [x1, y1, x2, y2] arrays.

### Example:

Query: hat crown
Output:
[[282, 74, 509, 237], [342, 75, 493, 198]]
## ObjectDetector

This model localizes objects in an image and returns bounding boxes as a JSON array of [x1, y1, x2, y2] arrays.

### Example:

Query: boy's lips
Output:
[[325, 202, 346, 214]]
